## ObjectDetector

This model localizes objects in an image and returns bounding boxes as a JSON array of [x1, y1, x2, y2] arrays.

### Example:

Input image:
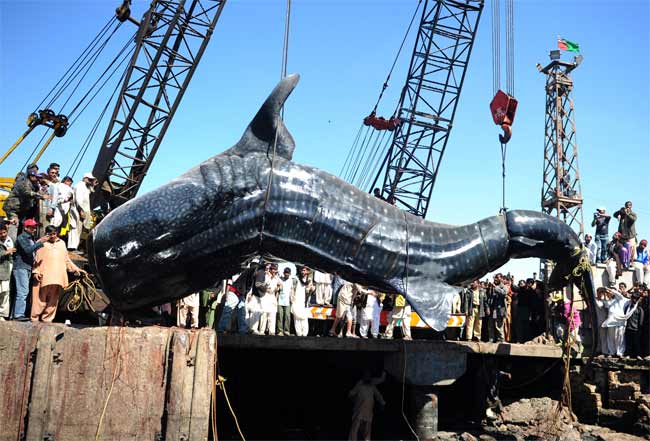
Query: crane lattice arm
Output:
[[372, 0, 484, 218], [92, 0, 226, 210]]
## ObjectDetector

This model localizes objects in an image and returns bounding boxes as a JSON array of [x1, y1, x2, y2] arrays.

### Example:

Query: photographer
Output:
[[614, 201, 638, 266], [591, 207, 611, 264]]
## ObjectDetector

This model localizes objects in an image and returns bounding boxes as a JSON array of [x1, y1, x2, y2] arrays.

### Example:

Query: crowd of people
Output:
[[586, 202, 648, 286], [171, 261, 415, 341], [0, 162, 93, 322]]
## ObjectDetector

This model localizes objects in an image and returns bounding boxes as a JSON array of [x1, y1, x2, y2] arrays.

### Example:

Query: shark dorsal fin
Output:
[[230, 74, 299, 160]]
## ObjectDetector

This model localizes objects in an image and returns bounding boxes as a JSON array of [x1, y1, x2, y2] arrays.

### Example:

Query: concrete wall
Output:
[[0, 322, 216, 441]]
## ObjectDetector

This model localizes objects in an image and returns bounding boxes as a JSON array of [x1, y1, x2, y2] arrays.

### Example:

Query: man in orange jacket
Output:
[[31, 225, 85, 322]]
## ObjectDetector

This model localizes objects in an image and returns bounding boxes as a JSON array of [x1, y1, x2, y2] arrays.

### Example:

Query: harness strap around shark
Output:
[[88, 74, 597, 344]]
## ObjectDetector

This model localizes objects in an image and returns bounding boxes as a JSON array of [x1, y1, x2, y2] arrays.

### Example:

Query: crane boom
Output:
[[372, 0, 484, 218], [92, 0, 226, 210]]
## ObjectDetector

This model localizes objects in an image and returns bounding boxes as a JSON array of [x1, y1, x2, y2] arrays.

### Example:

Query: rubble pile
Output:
[[434, 397, 647, 441]]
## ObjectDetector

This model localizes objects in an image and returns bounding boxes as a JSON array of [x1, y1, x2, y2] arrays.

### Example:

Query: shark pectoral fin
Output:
[[508, 236, 545, 259], [394, 277, 460, 332]]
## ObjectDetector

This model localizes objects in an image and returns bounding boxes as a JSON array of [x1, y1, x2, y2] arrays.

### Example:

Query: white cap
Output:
[[597, 206, 606, 212], [83, 172, 96, 180]]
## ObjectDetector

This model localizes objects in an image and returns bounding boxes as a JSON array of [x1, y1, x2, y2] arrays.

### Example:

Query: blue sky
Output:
[[1, 0, 648, 280]]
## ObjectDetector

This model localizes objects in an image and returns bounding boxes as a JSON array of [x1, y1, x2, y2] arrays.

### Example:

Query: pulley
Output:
[[363, 111, 402, 132], [489, 89, 517, 144]]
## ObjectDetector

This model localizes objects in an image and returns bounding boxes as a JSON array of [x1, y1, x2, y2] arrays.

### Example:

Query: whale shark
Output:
[[88, 74, 596, 332]]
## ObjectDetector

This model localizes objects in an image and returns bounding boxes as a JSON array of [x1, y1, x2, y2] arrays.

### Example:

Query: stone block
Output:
[[609, 383, 641, 401], [609, 370, 643, 385], [609, 399, 638, 412]]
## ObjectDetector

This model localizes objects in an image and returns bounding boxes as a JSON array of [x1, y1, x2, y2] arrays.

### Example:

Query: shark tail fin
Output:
[[231, 74, 300, 160]]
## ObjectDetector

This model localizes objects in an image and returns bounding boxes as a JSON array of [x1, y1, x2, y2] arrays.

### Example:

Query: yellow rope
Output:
[[95, 326, 124, 441], [215, 374, 246, 441], [63, 273, 98, 312]]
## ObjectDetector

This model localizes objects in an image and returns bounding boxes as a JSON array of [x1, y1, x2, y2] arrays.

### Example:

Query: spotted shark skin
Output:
[[89, 74, 597, 332]]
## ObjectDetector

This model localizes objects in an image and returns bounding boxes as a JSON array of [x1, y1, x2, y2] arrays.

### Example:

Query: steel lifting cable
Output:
[[68, 32, 135, 121], [349, 128, 378, 185], [350, 128, 379, 185], [260, 0, 291, 253], [338, 124, 365, 177], [58, 21, 123, 115], [363, 133, 393, 191], [356, 129, 388, 188], [373, 0, 423, 114], [36, 15, 116, 112], [492, 0, 516, 211], [67, 59, 130, 179], [342, 0, 422, 182], [491, 0, 500, 97], [344, 125, 373, 182], [504, 0, 511, 95], [48, 19, 122, 112], [357, 130, 387, 189]]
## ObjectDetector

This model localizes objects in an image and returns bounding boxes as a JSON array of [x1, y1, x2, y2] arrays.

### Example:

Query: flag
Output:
[[558, 38, 580, 53]]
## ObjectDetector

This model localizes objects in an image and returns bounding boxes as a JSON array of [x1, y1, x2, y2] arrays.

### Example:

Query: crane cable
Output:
[[67, 49, 132, 179], [492, 0, 514, 212], [9, 16, 123, 172], [35, 15, 117, 112], [340, 0, 422, 184]]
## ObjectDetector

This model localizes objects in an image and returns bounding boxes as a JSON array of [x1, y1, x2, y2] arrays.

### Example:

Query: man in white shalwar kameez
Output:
[[601, 288, 638, 356], [291, 266, 314, 336], [68, 173, 95, 250], [359, 289, 382, 339], [313, 270, 333, 305], [249, 263, 281, 334]]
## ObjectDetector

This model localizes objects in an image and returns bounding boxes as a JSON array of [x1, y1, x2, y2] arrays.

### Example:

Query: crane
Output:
[[366, 0, 485, 218], [91, 0, 226, 210]]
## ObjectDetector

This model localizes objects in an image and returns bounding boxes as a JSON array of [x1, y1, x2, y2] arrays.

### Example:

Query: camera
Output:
[[594, 212, 600, 218]]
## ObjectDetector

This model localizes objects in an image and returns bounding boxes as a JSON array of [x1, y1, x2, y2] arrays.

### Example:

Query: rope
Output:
[[95, 326, 125, 441], [259, 0, 291, 247], [397, 211, 419, 439], [63, 273, 98, 313], [215, 373, 246, 440], [401, 340, 419, 441], [500, 141, 507, 212]]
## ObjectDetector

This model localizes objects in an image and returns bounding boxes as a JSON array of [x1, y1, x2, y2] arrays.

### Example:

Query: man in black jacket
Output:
[[625, 289, 645, 357], [11, 219, 47, 320]]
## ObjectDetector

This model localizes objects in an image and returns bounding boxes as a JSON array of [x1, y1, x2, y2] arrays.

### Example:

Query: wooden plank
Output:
[[0, 323, 218, 440], [45, 326, 170, 440], [165, 329, 215, 441], [0, 322, 39, 441]]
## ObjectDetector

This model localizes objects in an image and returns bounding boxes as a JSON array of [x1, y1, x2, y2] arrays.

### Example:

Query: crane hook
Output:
[[499, 123, 512, 144]]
